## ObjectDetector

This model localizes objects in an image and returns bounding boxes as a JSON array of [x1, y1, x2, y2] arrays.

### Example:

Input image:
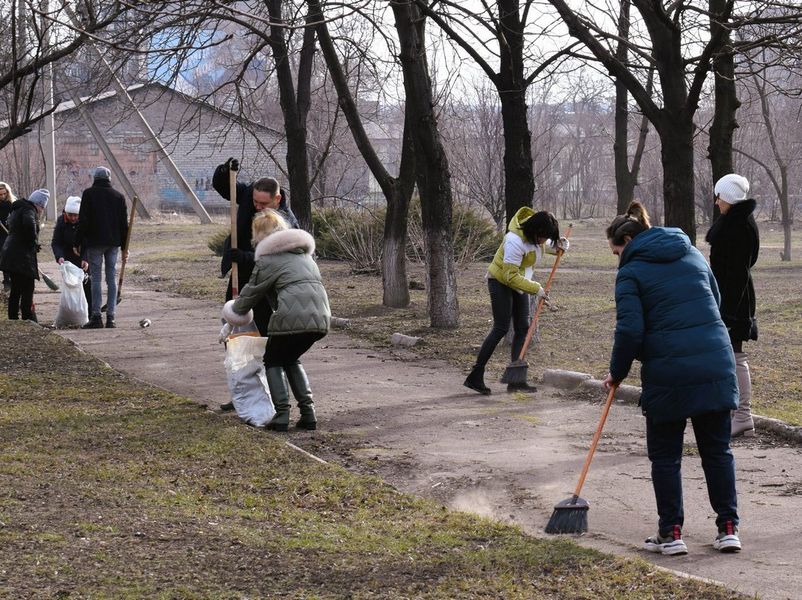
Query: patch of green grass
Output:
[[0, 320, 745, 599]]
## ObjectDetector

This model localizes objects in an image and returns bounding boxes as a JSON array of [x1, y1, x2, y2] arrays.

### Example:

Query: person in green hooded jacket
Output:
[[464, 207, 568, 394]]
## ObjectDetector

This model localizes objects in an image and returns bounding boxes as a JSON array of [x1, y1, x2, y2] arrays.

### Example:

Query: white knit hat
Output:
[[64, 196, 81, 214], [714, 174, 750, 205]]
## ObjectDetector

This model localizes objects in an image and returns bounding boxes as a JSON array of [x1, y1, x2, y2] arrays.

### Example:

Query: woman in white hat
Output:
[[52, 196, 92, 314], [706, 173, 760, 437]]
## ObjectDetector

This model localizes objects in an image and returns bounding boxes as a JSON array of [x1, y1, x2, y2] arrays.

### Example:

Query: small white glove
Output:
[[556, 237, 570, 253], [535, 286, 550, 303], [218, 322, 232, 344]]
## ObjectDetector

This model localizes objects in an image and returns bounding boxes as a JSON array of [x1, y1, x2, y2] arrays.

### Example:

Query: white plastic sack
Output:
[[224, 335, 275, 427], [54, 262, 89, 328]]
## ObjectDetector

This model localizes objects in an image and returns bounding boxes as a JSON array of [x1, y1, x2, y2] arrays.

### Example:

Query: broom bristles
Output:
[[545, 506, 588, 534], [502, 360, 528, 385]]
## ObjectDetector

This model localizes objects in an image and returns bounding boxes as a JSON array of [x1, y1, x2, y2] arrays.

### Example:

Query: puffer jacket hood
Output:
[[619, 226, 690, 268], [508, 206, 535, 240]]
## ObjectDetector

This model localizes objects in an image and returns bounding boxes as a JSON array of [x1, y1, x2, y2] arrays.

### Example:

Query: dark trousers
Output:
[[475, 278, 530, 367], [646, 410, 739, 535], [264, 332, 326, 368], [7, 273, 35, 321]]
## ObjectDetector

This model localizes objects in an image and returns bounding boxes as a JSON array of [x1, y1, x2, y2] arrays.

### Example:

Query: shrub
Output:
[[406, 200, 501, 264], [312, 207, 384, 273]]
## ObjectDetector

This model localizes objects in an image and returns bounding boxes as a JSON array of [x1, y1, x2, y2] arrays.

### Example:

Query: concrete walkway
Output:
[[34, 284, 802, 600]]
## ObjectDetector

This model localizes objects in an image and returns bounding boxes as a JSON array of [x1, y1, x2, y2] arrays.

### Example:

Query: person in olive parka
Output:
[[212, 158, 299, 336], [706, 173, 760, 438]]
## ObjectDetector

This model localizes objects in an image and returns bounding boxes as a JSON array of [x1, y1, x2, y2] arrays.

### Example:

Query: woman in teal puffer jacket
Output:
[[603, 201, 741, 556], [223, 209, 330, 432]]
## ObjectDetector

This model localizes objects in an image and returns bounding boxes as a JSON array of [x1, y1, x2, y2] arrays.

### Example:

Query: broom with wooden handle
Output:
[[0, 221, 59, 291], [545, 383, 619, 534], [501, 225, 572, 387]]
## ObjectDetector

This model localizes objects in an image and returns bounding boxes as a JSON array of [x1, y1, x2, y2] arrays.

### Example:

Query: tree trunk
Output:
[[497, 0, 535, 224], [658, 115, 696, 242], [708, 0, 740, 196], [779, 167, 792, 261], [267, 0, 313, 231], [392, 0, 459, 328], [614, 0, 636, 213]]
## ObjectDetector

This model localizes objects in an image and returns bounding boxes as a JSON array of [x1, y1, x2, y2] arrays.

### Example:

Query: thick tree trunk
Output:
[[267, 0, 313, 231], [392, 1, 459, 328], [708, 0, 740, 194], [497, 0, 535, 224], [658, 116, 697, 242]]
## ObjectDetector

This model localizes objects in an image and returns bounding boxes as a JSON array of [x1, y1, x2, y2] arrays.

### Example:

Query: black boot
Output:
[[265, 367, 290, 431], [82, 314, 103, 329], [464, 365, 491, 395], [285, 362, 317, 430]]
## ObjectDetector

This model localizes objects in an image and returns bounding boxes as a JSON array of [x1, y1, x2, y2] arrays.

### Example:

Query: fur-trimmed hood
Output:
[[254, 228, 315, 258]]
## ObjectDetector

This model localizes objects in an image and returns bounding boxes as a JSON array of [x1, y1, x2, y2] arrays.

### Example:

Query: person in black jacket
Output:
[[52, 196, 91, 315], [212, 158, 299, 335], [77, 167, 129, 329], [0, 181, 17, 291], [707, 173, 760, 438], [212, 158, 300, 412], [0, 189, 49, 321]]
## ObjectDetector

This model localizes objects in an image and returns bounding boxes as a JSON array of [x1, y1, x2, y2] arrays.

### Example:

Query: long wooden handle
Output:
[[572, 383, 618, 499], [517, 224, 572, 362], [229, 163, 239, 298], [117, 195, 138, 294]]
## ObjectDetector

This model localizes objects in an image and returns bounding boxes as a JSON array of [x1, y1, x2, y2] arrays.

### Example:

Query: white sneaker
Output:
[[644, 525, 688, 556], [713, 521, 741, 553]]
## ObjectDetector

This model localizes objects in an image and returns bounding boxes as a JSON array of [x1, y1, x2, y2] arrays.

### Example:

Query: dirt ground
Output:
[[28, 281, 802, 600]]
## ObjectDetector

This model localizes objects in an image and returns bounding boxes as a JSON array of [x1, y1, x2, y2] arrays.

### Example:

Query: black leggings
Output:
[[8, 273, 36, 321], [475, 278, 530, 367]]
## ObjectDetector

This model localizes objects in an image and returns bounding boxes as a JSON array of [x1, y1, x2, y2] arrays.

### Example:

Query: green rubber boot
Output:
[[265, 367, 290, 432], [285, 362, 317, 430]]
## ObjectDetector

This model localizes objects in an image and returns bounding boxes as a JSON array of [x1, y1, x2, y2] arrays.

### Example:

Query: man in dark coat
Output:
[[707, 173, 760, 437], [212, 158, 299, 334], [212, 158, 300, 412], [0, 189, 49, 321], [52, 195, 92, 315], [77, 167, 129, 329]]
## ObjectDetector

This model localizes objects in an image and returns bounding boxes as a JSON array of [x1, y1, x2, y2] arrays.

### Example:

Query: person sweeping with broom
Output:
[[464, 208, 568, 395], [601, 201, 742, 555]]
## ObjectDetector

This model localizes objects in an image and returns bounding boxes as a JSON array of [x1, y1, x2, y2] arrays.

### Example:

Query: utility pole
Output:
[[41, 0, 57, 220]]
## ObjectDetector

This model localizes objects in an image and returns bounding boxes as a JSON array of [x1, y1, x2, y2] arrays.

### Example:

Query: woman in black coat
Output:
[[52, 196, 92, 315], [0, 181, 16, 290], [706, 173, 760, 437], [0, 189, 49, 321]]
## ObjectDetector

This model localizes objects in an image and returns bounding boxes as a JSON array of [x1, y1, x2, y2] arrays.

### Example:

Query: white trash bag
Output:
[[54, 262, 89, 328], [224, 334, 275, 427]]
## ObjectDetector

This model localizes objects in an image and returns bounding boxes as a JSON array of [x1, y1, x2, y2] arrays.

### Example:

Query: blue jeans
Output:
[[646, 410, 739, 535], [475, 278, 530, 367], [86, 246, 119, 318]]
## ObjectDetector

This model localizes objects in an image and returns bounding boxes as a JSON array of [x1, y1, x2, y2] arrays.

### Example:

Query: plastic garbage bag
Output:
[[54, 262, 88, 328], [224, 334, 275, 427]]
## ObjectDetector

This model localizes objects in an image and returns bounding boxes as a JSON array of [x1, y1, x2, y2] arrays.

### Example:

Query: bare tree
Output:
[[391, 0, 459, 328], [309, 0, 417, 308], [415, 0, 580, 225]]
